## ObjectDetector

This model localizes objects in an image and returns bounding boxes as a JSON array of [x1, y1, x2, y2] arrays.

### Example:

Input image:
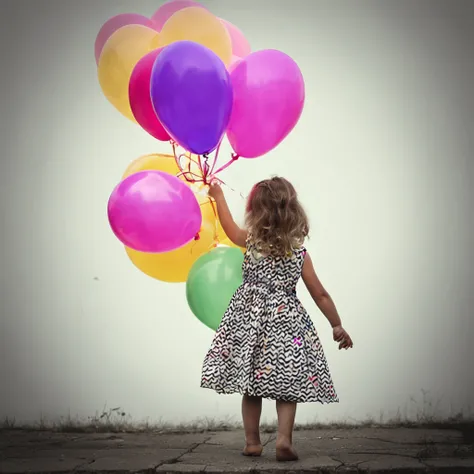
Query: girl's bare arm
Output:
[[211, 186, 247, 247]]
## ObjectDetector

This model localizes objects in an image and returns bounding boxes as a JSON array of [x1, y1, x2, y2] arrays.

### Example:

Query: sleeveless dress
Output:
[[200, 239, 339, 404]]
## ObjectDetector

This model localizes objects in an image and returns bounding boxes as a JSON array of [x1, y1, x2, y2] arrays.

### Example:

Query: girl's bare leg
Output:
[[242, 394, 263, 456], [275, 400, 298, 462]]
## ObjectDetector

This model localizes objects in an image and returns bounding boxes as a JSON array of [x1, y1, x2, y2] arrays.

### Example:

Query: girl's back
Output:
[[243, 239, 306, 292]]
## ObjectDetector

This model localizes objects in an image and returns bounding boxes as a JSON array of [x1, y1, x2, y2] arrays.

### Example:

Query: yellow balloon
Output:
[[200, 199, 246, 253], [156, 7, 232, 66], [122, 153, 180, 179], [98, 25, 159, 122]]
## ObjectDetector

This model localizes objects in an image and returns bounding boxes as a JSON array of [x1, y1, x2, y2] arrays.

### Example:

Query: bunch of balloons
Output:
[[96, 0, 305, 330]]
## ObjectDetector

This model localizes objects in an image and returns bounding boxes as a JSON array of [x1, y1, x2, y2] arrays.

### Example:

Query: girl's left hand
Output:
[[333, 326, 353, 350]]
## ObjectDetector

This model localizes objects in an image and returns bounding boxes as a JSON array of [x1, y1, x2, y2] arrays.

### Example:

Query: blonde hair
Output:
[[245, 177, 309, 257]]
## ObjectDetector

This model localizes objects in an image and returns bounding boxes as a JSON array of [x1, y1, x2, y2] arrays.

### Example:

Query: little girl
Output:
[[201, 177, 353, 462]]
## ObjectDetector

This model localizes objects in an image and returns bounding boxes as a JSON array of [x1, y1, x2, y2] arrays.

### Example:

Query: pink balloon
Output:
[[227, 50, 305, 159], [129, 49, 170, 142], [151, 0, 207, 31], [228, 55, 242, 73], [95, 13, 156, 64], [108, 171, 202, 253], [220, 19, 251, 58]]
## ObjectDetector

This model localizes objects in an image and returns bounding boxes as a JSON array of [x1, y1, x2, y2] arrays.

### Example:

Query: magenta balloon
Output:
[[107, 171, 202, 253], [129, 49, 170, 142], [220, 19, 251, 58], [151, 0, 207, 31], [95, 13, 155, 64], [227, 50, 305, 159]]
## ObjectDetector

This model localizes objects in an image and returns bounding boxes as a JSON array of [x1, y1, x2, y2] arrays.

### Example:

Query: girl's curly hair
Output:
[[245, 177, 309, 257]]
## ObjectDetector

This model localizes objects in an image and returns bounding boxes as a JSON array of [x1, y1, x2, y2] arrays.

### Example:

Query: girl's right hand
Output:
[[208, 182, 224, 201], [333, 326, 353, 350]]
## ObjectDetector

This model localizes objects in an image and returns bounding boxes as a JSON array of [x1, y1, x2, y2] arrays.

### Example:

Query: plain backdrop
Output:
[[0, 0, 473, 425]]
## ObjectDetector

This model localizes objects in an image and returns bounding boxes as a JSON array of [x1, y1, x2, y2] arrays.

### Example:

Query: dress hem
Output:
[[200, 384, 339, 404]]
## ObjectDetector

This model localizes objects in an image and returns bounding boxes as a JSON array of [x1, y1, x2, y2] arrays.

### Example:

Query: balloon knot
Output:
[[194, 232, 201, 241], [232, 153, 240, 161]]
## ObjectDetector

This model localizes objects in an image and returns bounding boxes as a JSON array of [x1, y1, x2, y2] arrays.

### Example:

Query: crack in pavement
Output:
[[345, 450, 428, 463], [73, 457, 97, 472], [202, 434, 276, 448], [154, 436, 212, 471], [333, 456, 365, 471], [4, 430, 471, 473], [328, 435, 459, 447], [263, 434, 275, 447], [330, 449, 436, 473]]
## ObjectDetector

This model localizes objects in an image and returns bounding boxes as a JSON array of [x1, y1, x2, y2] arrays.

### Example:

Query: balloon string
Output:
[[209, 141, 222, 176], [171, 140, 204, 183], [208, 175, 246, 201], [197, 154, 206, 183], [208, 197, 219, 245], [187, 155, 192, 180], [171, 141, 182, 171], [211, 153, 240, 177], [184, 152, 201, 169], [197, 195, 220, 249], [172, 141, 192, 183], [186, 152, 204, 181], [177, 171, 203, 182], [203, 154, 210, 183]]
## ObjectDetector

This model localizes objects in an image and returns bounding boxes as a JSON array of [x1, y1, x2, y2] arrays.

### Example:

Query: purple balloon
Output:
[[107, 171, 202, 253], [150, 41, 233, 155]]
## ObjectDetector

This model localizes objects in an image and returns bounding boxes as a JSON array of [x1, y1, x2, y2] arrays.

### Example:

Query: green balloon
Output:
[[186, 247, 244, 331]]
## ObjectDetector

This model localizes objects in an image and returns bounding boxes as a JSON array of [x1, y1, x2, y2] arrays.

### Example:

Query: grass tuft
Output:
[[2, 391, 473, 435]]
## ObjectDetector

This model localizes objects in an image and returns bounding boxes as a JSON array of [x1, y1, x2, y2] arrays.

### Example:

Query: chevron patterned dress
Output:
[[200, 239, 339, 404]]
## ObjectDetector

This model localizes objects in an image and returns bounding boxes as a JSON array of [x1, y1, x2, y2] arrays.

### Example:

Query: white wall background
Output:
[[0, 0, 473, 425]]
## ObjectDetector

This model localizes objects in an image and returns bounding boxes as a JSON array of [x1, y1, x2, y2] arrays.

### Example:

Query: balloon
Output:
[[98, 25, 159, 122], [200, 200, 245, 252], [95, 14, 155, 64], [220, 19, 251, 58], [151, 0, 207, 31], [122, 156, 215, 281], [227, 50, 305, 159], [129, 49, 170, 141], [151, 41, 233, 155], [107, 170, 201, 253], [125, 193, 217, 282], [122, 153, 180, 179], [186, 247, 244, 330], [156, 7, 232, 66], [228, 55, 242, 72], [122, 151, 202, 183]]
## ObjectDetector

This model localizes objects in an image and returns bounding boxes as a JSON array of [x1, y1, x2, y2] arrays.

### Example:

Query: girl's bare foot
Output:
[[242, 443, 263, 457], [275, 441, 298, 462], [275, 400, 298, 461]]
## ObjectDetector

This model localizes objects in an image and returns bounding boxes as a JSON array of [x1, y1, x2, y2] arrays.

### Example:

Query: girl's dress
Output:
[[201, 239, 339, 403]]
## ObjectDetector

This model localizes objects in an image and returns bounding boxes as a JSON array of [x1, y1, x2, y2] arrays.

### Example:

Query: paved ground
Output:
[[1, 427, 473, 473]]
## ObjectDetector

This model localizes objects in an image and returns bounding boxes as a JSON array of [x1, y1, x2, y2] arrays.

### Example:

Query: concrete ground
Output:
[[1, 427, 473, 473]]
